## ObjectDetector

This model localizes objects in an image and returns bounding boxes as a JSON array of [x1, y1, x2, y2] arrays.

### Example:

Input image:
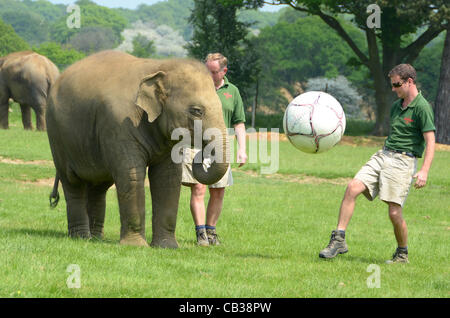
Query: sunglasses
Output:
[[391, 81, 404, 88]]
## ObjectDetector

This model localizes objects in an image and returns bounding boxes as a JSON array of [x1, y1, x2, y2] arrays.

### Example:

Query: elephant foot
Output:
[[90, 229, 104, 240], [150, 236, 179, 249], [120, 232, 149, 247], [90, 225, 104, 240], [68, 227, 92, 239]]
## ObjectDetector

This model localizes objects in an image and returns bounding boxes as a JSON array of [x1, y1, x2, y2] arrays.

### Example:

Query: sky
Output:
[[45, 0, 281, 11]]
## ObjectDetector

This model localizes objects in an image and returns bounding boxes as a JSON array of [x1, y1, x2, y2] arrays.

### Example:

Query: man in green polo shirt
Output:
[[319, 64, 435, 263], [182, 53, 247, 246]]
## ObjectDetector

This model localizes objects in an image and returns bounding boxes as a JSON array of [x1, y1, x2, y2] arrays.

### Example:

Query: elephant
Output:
[[0, 51, 59, 131], [46, 50, 230, 248]]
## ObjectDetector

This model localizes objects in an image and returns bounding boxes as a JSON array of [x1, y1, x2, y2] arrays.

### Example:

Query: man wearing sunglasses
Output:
[[319, 64, 436, 264]]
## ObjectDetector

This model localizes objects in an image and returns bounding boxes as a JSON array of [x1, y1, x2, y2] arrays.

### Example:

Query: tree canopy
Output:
[[186, 0, 261, 102], [0, 18, 30, 56], [234, 0, 449, 135], [49, 0, 128, 45]]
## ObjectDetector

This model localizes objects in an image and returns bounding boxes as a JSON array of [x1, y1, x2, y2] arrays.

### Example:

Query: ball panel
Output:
[[283, 91, 346, 154]]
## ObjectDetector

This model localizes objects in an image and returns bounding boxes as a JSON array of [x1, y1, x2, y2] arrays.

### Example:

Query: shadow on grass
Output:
[[316, 254, 386, 264], [4, 227, 118, 245], [4, 227, 67, 238]]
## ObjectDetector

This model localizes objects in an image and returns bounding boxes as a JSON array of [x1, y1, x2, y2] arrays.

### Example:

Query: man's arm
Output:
[[234, 122, 247, 167], [413, 130, 435, 189]]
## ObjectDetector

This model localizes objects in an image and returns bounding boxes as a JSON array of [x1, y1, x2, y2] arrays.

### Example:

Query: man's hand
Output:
[[414, 131, 435, 189], [234, 122, 247, 167], [237, 149, 247, 167], [413, 170, 428, 189]]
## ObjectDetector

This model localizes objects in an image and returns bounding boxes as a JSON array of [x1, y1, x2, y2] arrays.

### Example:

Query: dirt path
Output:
[[0, 156, 53, 166], [233, 169, 351, 186]]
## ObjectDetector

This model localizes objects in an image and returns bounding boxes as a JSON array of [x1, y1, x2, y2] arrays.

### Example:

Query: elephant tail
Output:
[[49, 172, 60, 208]]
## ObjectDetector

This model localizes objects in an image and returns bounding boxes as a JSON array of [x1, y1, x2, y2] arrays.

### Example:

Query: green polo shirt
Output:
[[216, 76, 245, 128], [384, 91, 435, 158]]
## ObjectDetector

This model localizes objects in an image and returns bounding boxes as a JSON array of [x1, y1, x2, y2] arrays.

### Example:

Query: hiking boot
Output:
[[196, 228, 209, 247], [386, 247, 409, 264], [206, 228, 220, 246], [319, 230, 348, 259]]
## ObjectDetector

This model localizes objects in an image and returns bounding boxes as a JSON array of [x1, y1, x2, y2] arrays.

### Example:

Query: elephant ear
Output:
[[135, 71, 167, 123]]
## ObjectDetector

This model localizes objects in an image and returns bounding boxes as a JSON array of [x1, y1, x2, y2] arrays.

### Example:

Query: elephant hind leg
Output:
[[30, 95, 46, 131], [20, 104, 33, 130], [60, 176, 90, 239], [87, 182, 113, 240], [0, 95, 10, 129]]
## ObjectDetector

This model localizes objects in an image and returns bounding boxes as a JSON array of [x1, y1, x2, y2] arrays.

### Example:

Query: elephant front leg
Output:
[[148, 156, 182, 249], [116, 167, 149, 247]]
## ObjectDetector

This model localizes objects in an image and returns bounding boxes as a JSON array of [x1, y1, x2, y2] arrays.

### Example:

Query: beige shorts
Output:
[[354, 149, 417, 207], [181, 148, 233, 188]]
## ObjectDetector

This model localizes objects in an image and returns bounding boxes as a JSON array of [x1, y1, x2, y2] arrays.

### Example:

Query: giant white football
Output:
[[283, 91, 346, 154]]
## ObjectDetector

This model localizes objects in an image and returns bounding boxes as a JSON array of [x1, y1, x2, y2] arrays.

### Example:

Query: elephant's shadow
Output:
[[5, 227, 117, 245]]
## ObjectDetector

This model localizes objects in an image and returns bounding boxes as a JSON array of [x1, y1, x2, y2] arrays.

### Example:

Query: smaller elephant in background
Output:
[[0, 51, 59, 131]]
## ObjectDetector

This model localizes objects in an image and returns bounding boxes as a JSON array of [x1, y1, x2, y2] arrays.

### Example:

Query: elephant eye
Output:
[[189, 106, 204, 118]]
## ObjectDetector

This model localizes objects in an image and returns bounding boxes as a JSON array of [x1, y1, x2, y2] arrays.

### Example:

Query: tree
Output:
[[255, 15, 367, 109], [434, 28, 450, 144], [0, 18, 30, 56], [67, 26, 118, 54], [186, 0, 260, 105], [306, 75, 363, 119], [414, 35, 445, 102], [236, 0, 449, 135], [130, 34, 156, 58], [1, 10, 50, 45], [50, 0, 127, 46], [33, 42, 85, 70]]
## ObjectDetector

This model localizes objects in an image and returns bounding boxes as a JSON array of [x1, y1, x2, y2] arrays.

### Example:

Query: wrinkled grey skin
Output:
[[46, 50, 229, 248], [0, 51, 59, 130]]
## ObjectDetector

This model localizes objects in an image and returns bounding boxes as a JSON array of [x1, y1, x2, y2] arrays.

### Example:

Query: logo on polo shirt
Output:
[[223, 92, 233, 99], [403, 117, 413, 124]]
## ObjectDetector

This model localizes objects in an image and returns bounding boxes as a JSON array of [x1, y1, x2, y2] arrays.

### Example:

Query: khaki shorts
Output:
[[354, 149, 417, 207], [181, 148, 233, 188]]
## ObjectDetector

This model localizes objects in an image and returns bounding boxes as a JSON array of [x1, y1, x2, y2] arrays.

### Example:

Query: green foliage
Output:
[[0, 0, 65, 46], [237, 8, 282, 30], [131, 0, 194, 40], [414, 35, 445, 103], [245, 111, 375, 136], [32, 42, 85, 70], [50, 0, 127, 46], [130, 34, 156, 58], [67, 26, 118, 54], [21, 0, 66, 23], [255, 15, 367, 110], [186, 0, 261, 102], [236, 0, 449, 135], [1, 10, 49, 45], [0, 18, 30, 56]]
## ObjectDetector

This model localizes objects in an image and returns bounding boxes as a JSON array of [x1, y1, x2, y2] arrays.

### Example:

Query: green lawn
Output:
[[0, 104, 449, 298]]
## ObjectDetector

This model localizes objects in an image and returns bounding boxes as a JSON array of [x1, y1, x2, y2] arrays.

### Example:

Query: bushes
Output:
[[245, 111, 375, 136]]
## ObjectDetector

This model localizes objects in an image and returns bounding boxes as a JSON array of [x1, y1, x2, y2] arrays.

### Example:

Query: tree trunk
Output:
[[251, 79, 258, 128], [367, 28, 392, 136], [434, 29, 450, 145]]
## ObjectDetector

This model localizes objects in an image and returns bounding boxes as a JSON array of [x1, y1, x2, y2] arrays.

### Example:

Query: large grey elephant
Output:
[[0, 51, 59, 130], [46, 50, 229, 248]]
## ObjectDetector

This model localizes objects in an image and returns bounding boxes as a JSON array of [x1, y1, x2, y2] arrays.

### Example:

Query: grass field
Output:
[[0, 103, 449, 298]]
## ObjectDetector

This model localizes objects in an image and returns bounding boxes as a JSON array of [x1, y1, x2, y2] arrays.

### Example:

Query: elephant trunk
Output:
[[192, 128, 230, 185]]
